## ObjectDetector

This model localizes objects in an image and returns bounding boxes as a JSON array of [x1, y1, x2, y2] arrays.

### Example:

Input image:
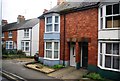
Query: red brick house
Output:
[[38, 1, 120, 80]]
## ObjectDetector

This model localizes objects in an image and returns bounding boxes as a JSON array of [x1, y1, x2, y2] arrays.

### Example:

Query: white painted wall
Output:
[[98, 29, 120, 39], [31, 23, 39, 56], [17, 29, 32, 56]]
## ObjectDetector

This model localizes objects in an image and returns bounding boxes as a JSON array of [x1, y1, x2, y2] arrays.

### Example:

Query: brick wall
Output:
[[60, 8, 98, 66], [39, 19, 45, 57]]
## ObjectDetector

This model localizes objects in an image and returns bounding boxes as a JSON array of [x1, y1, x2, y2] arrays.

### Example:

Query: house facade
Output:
[[17, 18, 39, 56], [38, 1, 120, 80], [2, 15, 39, 56]]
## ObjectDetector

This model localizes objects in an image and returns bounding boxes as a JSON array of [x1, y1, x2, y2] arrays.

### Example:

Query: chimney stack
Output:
[[43, 9, 48, 14], [17, 15, 25, 23], [57, 0, 66, 5], [2, 20, 8, 26]]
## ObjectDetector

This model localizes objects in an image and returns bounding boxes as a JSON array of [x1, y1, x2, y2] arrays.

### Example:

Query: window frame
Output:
[[99, 3, 120, 30], [21, 41, 30, 52], [45, 15, 60, 33], [24, 29, 29, 38], [6, 41, 13, 49], [8, 31, 12, 38], [98, 42, 120, 72], [44, 41, 60, 60]]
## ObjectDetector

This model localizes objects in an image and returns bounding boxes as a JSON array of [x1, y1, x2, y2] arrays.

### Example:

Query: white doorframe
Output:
[[70, 44, 76, 67]]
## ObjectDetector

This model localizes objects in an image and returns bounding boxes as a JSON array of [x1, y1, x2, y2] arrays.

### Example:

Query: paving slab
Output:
[[48, 67, 88, 80]]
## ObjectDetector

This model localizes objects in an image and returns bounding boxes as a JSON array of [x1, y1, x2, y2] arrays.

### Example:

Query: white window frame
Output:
[[21, 41, 30, 52], [2, 32, 4, 38], [6, 41, 13, 49], [98, 42, 120, 72], [24, 29, 29, 38], [45, 14, 60, 33], [99, 3, 120, 30], [44, 41, 60, 60], [8, 31, 12, 38]]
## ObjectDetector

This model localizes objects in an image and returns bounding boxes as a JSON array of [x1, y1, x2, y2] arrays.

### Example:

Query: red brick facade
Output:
[[59, 8, 98, 66], [2, 30, 17, 49], [39, 19, 45, 57], [39, 8, 98, 66]]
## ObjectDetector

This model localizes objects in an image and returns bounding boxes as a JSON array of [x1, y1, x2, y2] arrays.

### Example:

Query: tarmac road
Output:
[[2, 60, 63, 81]]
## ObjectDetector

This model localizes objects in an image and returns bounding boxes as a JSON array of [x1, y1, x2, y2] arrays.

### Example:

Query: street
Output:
[[2, 59, 63, 81]]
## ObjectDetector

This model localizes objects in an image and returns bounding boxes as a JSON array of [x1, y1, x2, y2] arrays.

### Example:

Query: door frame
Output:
[[70, 44, 76, 67]]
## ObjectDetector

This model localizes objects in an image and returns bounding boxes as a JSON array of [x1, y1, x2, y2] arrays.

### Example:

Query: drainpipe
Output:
[[30, 28, 32, 56], [63, 14, 66, 66]]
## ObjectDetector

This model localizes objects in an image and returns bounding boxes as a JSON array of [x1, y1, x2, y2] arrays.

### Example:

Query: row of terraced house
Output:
[[2, 0, 120, 80]]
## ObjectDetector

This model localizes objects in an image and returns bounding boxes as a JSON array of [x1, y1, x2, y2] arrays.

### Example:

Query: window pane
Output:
[[105, 56, 111, 68], [25, 47, 29, 51], [113, 56, 119, 69], [106, 5, 112, 15], [100, 54, 102, 66], [113, 4, 119, 14], [26, 42, 29, 46], [46, 24, 52, 32], [101, 18, 103, 29], [54, 24, 59, 31], [113, 43, 119, 55], [54, 42, 58, 50], [113, 16, 120, 28], [55, 16, 59, 23], [106, 43, 112, 54], [46, 50, 52, 58], [47, 17, 52, 23], [100, 43, 102, 53], [54, 51, 58, 58], [46, 42, 52, 49], [106, 17, 112, 28], [100, 8, 102, 17]]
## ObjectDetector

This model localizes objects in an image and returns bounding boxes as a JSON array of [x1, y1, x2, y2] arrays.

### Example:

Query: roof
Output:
[[2, 18, 39, 32], [38, 1, 99, 18]]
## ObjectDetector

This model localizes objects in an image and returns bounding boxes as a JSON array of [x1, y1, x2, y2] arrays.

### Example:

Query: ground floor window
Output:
[[44, 41, 59, 60], [21, 41, 30, 52], [6, 41, 13, 49], [98, 42, 120, 71]]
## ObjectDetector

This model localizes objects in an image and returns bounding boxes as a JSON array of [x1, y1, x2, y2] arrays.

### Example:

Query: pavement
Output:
[[2, 58, 94, 81]]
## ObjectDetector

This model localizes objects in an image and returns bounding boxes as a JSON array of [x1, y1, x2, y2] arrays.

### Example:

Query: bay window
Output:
[[45, 15, 60, 33], [100, 3, 120, 29], [98, 43, 120, 71], [45, 41, 59, 60]]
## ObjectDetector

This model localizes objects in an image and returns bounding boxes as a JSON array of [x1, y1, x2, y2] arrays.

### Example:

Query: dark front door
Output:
[[82, 42, 88, 68]]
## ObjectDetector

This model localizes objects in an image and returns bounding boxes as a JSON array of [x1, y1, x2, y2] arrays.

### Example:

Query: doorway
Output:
[[81, 42, 88, 68]]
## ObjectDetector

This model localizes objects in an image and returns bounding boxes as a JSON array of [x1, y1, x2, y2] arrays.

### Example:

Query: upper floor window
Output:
[[45, 15, 60, 33], [8, 31, 12, 38], [2, 33, 4, 38], [100, 3, 120, 29], [24, 29, 29, 38]]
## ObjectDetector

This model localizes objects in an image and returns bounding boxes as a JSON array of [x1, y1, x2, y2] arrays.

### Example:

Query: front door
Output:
[[70, 45, 76, 67], [81, 42, 88, 68]]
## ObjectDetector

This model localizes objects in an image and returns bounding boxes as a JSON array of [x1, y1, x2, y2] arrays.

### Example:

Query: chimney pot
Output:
[[2, 20, 8, 26]]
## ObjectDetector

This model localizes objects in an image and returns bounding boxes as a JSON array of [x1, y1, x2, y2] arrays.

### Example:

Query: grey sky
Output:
[[2, 0, 57, 23]]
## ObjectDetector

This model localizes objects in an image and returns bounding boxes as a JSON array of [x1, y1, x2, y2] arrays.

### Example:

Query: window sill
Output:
[[8, 37, 12, 38], [45, 32, 60, 34], [99, 28, 120, 31], [43, 57, 59, 60], [98, 65, 120, 72]]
